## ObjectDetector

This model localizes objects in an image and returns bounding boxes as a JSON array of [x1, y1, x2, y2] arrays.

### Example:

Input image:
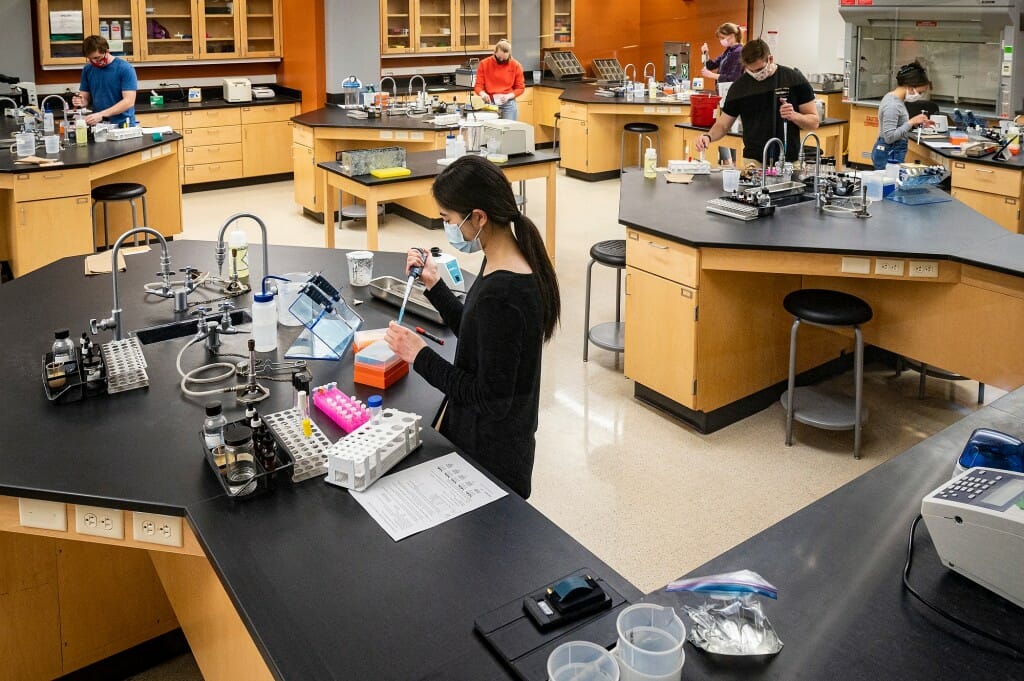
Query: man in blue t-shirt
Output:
[[72, 35, 138, 126]]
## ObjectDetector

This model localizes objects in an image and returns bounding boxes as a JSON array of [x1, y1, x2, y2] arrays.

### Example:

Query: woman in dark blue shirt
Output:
[[384, 156, 560, 499], [701, 22, 744, 86]]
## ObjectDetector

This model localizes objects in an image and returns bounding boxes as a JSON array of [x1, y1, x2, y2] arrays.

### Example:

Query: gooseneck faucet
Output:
[[0, 96, 20, 121], [91, 227, 173, 341], [624, 63, 636, 84], [643, 62, 656, 82], [761, 137, 786, 188], [379, 76, 397, 111], [40, 94, 68, 118], [409, 74, 426, 102], [215, 213, 270, 288], [799, 132, 824, 209]]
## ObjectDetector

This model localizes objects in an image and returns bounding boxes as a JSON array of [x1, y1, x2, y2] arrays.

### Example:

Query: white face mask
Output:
[[745, 60, 777, 82], [442, 213, 483, 254], [905, 89, 924, 102]]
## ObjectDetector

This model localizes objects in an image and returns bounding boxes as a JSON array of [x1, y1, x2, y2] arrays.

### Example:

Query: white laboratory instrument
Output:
[[921, 467, 1024, 608], [433, 251, 465, 293], [481, 119, 535, 156], [222, 78, 252, 103]]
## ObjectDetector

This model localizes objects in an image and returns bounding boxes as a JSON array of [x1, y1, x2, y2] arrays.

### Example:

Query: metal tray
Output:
[[368, 276, 444, 324]]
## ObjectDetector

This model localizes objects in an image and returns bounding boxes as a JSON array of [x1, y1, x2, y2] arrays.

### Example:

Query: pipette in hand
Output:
[[397, 247, 427, 325]]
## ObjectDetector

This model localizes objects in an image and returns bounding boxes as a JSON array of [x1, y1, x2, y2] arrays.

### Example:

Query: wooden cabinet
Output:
[[624, 231, 699, 409], [380, 0, 509, 55], [951, 159, 1023, 233], [516, 87, 534, 126], [241, 106, 294, 176], [37, 0, 281, 66], [541, 0, 573, 49], [12, 194, 93, 277], [292, 138, 316, 211]]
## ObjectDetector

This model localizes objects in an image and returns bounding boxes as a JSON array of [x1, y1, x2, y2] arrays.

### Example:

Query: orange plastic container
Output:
[[353, 360, 408, 389], [690, 93, 722, 128]]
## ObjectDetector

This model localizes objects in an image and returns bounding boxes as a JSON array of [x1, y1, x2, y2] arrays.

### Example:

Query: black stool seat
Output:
[[784, 289, 872, 326], [623, 122, 658, 134], [92, 182, 147, 202], [590, 239, 626, 267]]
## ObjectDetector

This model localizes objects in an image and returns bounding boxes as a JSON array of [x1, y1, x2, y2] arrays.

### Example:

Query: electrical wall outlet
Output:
[[75, 505, 124, 540], [841, 257, 870, 274], [132, 512, 183, 548], [874, 258, 905, 276], [909, 260, 939, 278], [18, 498, 67, 531]]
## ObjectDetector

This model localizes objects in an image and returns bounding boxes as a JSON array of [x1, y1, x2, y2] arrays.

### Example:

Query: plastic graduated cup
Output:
[[277, 272, 311, 327], [721, 168, 740, 193], [44, 135, 60, 154], [864, 172, 883, 202], [614, 603, 685, 680], [346, 250, 374, 287], [547, 641, 620, 681], [15, 132, 35, 157]]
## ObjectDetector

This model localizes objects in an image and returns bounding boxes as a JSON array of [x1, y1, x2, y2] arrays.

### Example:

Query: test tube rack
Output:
[[325, 408, 423, 492], [101, 337, 149, 394], [263, 407, 333, 482], [312, 383, 370, 433]]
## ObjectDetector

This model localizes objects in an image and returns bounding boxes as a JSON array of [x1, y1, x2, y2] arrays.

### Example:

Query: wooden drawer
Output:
[[135, 111, 182, 129], [626, 230, 699, 287], [951, 161, 1022, 197], [183, 143, 242, 165], [184, 162, 243, 184], [182, 125, 242, 146], [181, 108, 241, 128], [12, 169, 91, 202], [292, 124, 314, 148], [952, 187, 1021, 233], [240, 104, 299, 125], [560, 101, 587, 121]]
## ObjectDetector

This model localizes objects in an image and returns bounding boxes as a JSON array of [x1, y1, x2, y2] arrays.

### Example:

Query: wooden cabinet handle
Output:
[[974, 168, 995, 174], [647, 241, 669, 250], [42, 173, 64, 180], [625, 272, 630, 295], [19, 207, 25, 225]]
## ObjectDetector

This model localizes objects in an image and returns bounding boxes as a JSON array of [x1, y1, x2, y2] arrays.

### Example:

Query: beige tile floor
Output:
[[132, 171, 994, 679]]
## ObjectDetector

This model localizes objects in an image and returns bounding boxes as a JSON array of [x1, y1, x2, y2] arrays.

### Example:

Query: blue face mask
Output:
[[443, 213, 482, 253]]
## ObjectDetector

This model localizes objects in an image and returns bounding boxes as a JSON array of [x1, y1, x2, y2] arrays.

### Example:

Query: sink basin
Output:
[[773, 193, 818, 208], [133, 309, 252, 345]]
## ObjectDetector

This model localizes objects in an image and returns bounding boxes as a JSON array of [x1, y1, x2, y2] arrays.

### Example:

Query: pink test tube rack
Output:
[[312, 383, 371, 433]]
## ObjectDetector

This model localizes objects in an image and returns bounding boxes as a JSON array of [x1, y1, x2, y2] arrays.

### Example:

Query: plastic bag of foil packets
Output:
[[665, 570, 783, 655]]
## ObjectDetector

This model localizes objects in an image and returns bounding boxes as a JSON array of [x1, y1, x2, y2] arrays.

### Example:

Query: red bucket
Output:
[[689, 93, 722, 129]]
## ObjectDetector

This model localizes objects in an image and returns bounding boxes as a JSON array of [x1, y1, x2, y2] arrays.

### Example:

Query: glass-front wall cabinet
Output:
[[458, 0, 483, 52], [485, 0, 509, 48], [417, 0, 455, 53], [199, 0, 238, 58], [382, 0, 414, 54], [242, 0, 280, 57], [140, 0, 198, 60]]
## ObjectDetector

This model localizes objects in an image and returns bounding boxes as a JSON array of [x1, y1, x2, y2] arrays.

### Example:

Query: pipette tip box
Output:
[[353, 341, 408, 388]]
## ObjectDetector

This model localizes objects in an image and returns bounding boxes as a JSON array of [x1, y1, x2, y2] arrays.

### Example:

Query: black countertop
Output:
[[292, 107, 461, 131], [319, 149, 560, 187], [677, 118, 848, 132], [617, 170, 1024, 277], [645, 387, 1024, 680], [0, 240, 643, 680], [0, 122, 182, 173], [133, 84, 301, 114]]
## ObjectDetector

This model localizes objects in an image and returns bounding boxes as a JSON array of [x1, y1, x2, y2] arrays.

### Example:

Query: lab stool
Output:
[[91, 182, 148, 250], [782, 289, 873, 459], [514, 181, 527, 211], [583, 239, 626, 365], [896, 357, 985, 404], [620, 122, 660, 173]]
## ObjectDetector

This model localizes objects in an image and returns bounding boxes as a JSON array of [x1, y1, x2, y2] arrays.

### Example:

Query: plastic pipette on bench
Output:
[[397, 247, 427, 324]]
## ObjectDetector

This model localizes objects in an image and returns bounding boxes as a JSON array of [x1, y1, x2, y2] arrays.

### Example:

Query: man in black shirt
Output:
[[695, 39, 819, 163]]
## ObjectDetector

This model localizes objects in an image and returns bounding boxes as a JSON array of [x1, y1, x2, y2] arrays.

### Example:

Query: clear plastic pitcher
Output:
[[15, 132, 35, 157], [547, 641, 620, 681], [615, 604, 685, 679]]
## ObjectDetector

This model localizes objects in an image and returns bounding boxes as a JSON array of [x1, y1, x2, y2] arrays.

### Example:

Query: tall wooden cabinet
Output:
[[541, 0, 573, 48], [379, 0, 510, 55], [37, 0, 281, 66]]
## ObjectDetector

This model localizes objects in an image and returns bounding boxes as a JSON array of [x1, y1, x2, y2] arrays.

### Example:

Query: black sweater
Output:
[[414, 271, 544, 498]]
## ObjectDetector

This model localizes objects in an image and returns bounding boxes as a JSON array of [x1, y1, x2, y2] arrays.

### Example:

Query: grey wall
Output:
[[513, 0, 541, 73], [324, 0, 381, 94], [0, 0, 36, 83]]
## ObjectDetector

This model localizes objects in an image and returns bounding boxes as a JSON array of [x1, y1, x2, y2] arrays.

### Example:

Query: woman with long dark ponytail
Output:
[[385, 155, 560, 498]]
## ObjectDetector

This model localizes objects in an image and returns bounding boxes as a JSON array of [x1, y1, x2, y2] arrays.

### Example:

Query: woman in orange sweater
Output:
[[474, 39, 525, 119]]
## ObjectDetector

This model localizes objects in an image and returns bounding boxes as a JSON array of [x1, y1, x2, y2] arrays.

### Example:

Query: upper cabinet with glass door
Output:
[[416, 0, 455, 53], [541, 0, 574, 48], [241, 0, 280, 57], [381, 0, 415, 54], [198, 0, 239, 58], [139, 0, 199, 60], [95, 0, 143, 62], [37, 0, 93, 66], [457, 0, 484, 52], [483, 0, 509, 49]]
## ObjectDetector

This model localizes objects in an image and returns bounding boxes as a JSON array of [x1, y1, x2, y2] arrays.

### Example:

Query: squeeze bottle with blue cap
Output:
[[367, 395, 383, 424], [251, 292, 277, 352]]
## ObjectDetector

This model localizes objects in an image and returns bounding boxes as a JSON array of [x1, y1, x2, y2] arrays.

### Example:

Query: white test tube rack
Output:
[[324, 408, 422, 492]]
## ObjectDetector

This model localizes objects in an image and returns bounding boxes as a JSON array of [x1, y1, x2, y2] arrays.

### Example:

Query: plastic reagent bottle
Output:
[[445, 133, 457, 158], [229, 228, 250, 285], [43, 111, 54, 134], [75, 117, 87, 146], [110, 20, 121, 41], [203, 401, 228, 449], [99, 20, 110, 39], [367, 394, 383, 424], [643, 146, 657, 179], [52, 329, 77, 370], [251, 292, 278, 352]]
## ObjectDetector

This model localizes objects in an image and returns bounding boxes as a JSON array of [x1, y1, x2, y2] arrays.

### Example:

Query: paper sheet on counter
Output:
[[350, 452, 507, 541], [84, 245, 151, 275]]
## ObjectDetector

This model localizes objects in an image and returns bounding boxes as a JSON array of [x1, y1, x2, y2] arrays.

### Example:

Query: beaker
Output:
[[15, 132, 35, 157], [222, 423, 257, 494], [721, 169, 740, 193], [278, 272, 311, 326], [346, 251, 374, 287], [547, 641, 620, 681], [44, 135, 60, 154], [615, 603, 685, 679]]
